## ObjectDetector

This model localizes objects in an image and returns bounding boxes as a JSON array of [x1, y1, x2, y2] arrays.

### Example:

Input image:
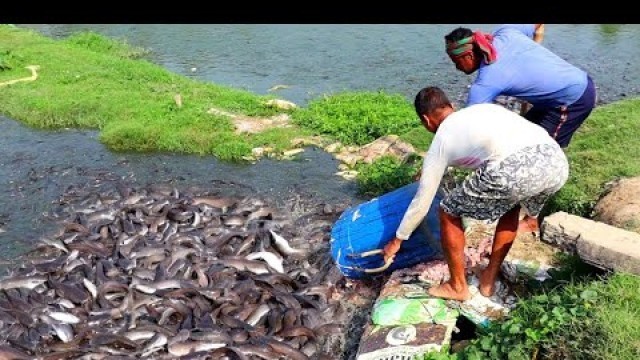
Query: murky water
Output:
[[2, 24, 640, 259], [19, 24, 640, 106], [0, 118, 361, 262]]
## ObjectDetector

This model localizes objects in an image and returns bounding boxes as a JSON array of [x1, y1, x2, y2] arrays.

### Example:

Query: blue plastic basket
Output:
[[330, 181, 444, 278]]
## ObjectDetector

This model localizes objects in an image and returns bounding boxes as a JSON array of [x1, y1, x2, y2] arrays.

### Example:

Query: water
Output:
[[19, 24, 640, 106], [0, 118, 360, 262], [2, 24, 639, 259]]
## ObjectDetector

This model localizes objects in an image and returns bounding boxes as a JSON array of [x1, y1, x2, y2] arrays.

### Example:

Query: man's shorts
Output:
[[440, 144, 569, 222], [525, 75, 597, 148]]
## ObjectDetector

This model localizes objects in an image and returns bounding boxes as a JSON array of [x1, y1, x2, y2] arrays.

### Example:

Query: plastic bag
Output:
[[371, 296, 458, 326]]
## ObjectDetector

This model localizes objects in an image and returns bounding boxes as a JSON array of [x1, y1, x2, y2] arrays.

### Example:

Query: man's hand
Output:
[[383, 236, 404, 263]]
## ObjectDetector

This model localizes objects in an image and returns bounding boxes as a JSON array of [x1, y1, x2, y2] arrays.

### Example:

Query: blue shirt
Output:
[[467, 24, 588, 109]]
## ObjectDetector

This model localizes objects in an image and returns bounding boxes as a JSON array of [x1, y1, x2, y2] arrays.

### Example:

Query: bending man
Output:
[[383, 86, 569, 301], [444, 24, 596, 232]]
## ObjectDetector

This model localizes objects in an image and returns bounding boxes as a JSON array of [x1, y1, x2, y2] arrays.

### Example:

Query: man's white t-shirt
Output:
[[395, 103, 560, 240]]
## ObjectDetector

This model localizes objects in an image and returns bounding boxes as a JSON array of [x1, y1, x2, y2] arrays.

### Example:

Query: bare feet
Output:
[[478, 269, 497, 297], [428, 281, 470, 301]]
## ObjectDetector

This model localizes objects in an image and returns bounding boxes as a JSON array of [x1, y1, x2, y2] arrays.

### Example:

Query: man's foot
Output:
[[428, 281, 470, 301], [478, 268, 497, 297]]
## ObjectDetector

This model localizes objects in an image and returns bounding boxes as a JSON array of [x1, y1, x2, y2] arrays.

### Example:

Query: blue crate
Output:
[[331, 181, 444, 278]]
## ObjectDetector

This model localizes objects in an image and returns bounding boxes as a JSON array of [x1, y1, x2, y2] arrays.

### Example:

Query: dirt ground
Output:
[[463, 216, 560, 266]]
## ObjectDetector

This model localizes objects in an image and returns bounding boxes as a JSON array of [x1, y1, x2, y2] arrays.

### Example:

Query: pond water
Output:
[[0, 118, 360, 263], [20, 24, 640, 106]]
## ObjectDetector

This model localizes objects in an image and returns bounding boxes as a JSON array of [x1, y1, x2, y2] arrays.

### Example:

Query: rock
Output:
[[328, 135, 418, 175], [357, 135, 416, 164], [232, 114, 291, 134], [174, 94, 183, 108], [281, 148, 305, 158], [206, 107, 292, 134], [592, 176, 640, 233], [324, 142, 343, 153], [541, 211, 640, 275], [334, 152, 363, 167], [251, 147, 266, 157], [335, 170, 358, 180], [290, 136, 324, 147], [264, 99, 297, 110]]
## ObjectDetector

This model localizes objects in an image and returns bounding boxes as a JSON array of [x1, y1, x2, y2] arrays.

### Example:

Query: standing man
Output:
[[383, 86, 568, 301], [444, 24, 596, 232]]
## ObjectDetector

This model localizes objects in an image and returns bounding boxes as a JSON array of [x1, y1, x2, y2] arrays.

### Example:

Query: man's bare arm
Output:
[[534, 24, 545, 44]]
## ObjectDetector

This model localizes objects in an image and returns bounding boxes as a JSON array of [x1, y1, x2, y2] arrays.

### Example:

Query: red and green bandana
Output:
[[446, 31, 497, 64]]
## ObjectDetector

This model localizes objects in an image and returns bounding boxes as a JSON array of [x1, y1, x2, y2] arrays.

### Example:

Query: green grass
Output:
[[421, 256, 640, 360], [354, 154, 422, 197], [0, 25, 297, 160], [578, 272, 640, 360], [399, 125, 434, 152], [546, 99, 640, 217], [65, 31, 151, 59], [292, 90, 418, 146]]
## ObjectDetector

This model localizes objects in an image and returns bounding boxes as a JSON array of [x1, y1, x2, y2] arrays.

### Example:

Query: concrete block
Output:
[[541, 212, 640, 275]]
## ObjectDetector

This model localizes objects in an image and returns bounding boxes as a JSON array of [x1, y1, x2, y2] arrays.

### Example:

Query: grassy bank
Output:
[[0, 25, 308, 161]]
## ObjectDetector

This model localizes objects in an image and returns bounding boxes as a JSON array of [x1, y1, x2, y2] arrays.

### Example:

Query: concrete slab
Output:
[[541, 211, 640, 275]]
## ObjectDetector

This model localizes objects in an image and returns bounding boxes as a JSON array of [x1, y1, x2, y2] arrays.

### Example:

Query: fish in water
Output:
[[0, 182, 359, 359]]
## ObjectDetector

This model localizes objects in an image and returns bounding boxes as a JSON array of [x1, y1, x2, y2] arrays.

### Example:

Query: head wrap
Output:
[[446, 31, 497, 64]]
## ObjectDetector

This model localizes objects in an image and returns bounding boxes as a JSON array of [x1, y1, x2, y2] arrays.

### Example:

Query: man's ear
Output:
[[420, 113, 432, 130], [420, 113, 430, 125]]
